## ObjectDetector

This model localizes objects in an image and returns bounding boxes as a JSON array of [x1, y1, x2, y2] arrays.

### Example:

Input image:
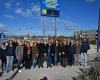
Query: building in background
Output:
[[75, 30, 97, 42]]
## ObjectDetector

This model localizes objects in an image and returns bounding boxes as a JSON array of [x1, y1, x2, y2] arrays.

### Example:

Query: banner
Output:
[[97, 9, 100, 52], [41, 0, 60, 17]]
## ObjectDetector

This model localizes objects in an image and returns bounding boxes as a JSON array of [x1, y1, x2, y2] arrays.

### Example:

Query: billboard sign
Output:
[[41, 0, 60, 17]]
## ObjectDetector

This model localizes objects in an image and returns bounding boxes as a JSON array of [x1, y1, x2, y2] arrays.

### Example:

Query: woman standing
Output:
[[25, 42, 32, 69], [32, 42, 39, 68]]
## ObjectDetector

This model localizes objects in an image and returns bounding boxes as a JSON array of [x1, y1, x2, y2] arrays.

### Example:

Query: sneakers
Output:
[[18, 69, 22, 72]]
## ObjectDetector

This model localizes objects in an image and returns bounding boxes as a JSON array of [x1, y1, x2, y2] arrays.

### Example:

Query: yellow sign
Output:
[[42, 9, 47, 14]]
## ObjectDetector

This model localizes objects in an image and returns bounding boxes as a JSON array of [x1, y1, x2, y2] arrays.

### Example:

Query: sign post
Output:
[[41, 0, 60, 38], [43, 16, 45, 38]]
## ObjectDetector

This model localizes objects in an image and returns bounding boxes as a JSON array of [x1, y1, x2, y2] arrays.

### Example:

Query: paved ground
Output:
[[0, 45, 97, 80], [0, 65, 80, 80]]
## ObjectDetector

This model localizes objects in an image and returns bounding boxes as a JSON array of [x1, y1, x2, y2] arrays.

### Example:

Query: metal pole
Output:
[[43, 16, 45, 38], [55, 17, 57, 38]]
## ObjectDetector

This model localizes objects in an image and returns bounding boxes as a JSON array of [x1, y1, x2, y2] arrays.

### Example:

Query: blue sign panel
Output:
[[41, 0, 60, 17]]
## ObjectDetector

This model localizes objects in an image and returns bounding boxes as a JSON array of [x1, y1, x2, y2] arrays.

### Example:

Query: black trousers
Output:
[[51, 55, 55, 65], [1, 58, 6, 70], [38, 55, 44, 68], [61, 58, 66, 67]]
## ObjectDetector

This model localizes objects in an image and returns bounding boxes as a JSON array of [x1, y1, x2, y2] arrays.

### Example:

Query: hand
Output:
[[62, 52, 64, 54], [16, 56, 18, 59], [52, 54, 54, 56], [59, 53, 61, 55]]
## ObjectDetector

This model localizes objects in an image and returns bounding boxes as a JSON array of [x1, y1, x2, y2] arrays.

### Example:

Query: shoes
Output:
[[18, 69, 22, 72]]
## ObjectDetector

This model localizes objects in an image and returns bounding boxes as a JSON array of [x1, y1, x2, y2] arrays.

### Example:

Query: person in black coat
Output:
[[61, 41, 67, 67], [45, 40, 53, 68], [12, 39, 18, 70], [80, 38, 90, 67], [23, 41, 28, 68], [54, 40, 61, 66], [25, 42, 32, 69], [50, 40, 55, 66], [6, 40, 15, 72], [37, 40, 45, 68], [0, 44, 4, 71], [68, 40, 76, 66], [0, 43, 6, 72]]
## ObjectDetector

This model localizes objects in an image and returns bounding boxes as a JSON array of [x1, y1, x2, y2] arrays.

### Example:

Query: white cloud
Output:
[[0, 23, 6, 28], [4, 15, 15, 19], [5, 2, 12, 9], [0, 23, 8, 32], [15, 8, 32, 17], [4, 0, 13, 10]]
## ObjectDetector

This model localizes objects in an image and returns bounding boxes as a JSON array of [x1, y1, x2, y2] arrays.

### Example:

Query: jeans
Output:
[[32, 58, 37, 68], [74, 54, 80, 65], [54, 53, 60, 65], [47, 53, 52, 67], [80, 53, 88, 66], [17, 60, 23, 70], [6, 56, 14, 71]]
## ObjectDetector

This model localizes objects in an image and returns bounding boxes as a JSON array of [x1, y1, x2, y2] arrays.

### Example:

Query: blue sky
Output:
[[0, 0, 100, 36]]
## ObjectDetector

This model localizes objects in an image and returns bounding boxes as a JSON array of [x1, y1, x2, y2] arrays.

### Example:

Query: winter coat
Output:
[[32, 45, 39, 59], [75, 43, 81, 54], [81, 42, 90, 53], [15, 45, 23, 60], [6, 45, 15, 56]]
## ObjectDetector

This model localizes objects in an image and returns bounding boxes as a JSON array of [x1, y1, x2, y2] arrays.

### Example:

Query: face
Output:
[[9, 40, 13, 45], [84, 39, 87, 42], [14, 39, 17, 42], [64, 41, 66, 45], [71, 40, 74, 44], [76, 41, 79, 44], [19, 41, 23, 45], [27, 42, 30, 46], [24, 41, 27, 45], [33, 42, 36, 46], [56, 40, 58, 44]]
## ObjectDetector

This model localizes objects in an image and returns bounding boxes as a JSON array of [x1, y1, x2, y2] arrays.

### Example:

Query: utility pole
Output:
[[55, 17, 57, 39], [43, 16, 45, 38]]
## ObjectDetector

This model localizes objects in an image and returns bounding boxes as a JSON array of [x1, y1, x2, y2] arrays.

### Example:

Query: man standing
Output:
[[45, 40, 52, 68], [80, 38, 90, 67], [37, 40, 45, 68], [15, 41, 23, 72], [6, 40, 15, 72], [74, 40, 81, 66]]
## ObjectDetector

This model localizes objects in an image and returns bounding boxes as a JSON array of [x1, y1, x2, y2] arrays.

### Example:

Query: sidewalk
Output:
[[0, 66, 79, 80]]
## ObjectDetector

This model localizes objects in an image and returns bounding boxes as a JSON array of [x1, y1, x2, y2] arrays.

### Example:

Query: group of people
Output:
[[0, 38, 90, 73]]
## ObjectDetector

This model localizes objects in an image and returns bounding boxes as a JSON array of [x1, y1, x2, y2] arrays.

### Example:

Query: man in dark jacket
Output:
[[50, 40, 55, 66], [6, 40, 15, 72], [0, 43, 6, 72], [0, 45, 3, 71], [80, 38, 90, 67], [68, 40, 76, 66], [37, 40, 45, 68], [45, 40, 52, 68]]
